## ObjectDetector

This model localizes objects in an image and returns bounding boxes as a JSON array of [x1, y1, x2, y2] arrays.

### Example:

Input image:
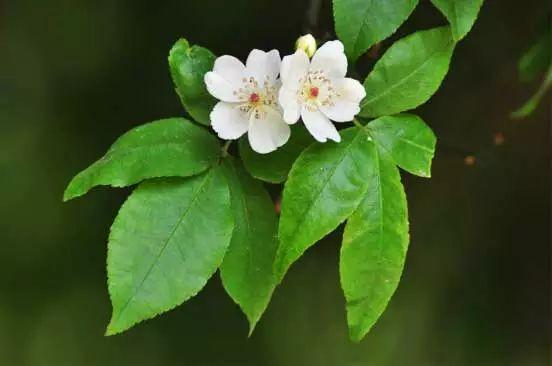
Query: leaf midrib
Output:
[[280, 130, 363, 268], [373, 148, 385, 280], [370, 128, 434, 154], [361, 42, 451, 109], [114, 171, 214, 322], [346, 150, 387, 317], [228, 162, 255, 278], [101, 141, 208, 164], [350, 0, 375, 57]]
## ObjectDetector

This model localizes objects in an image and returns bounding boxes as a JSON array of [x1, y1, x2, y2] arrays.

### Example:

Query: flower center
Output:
[[249, 92, 260, 104], [233, 76, 278, 119], [298, 70, 337, 111], [309, 87, 319, 98]]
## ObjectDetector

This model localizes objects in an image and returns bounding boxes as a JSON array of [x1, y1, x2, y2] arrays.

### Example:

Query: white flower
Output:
[[279, 40, 366, 143], [204, 49, 290, 154]]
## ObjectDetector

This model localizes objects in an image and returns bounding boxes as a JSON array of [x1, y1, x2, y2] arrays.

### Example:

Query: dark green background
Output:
[[2, 0, 550, 365]]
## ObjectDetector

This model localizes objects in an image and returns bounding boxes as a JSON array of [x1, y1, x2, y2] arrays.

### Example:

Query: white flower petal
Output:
[[205, 72, 240, 102], [246, 49, 281, 82], [279, 87, 301, 124], [281, 50, 310, 91], [320, 101, 360, 122], [337, 77, 366, 103], [311, 40, 347, 79], [213, 55, 246, 86], [320, 78, 366, 122], [248, 108, 291, 154], [210, 101, 249, 139], [204, 55, 246, 102], [301, 107, 341, 143]]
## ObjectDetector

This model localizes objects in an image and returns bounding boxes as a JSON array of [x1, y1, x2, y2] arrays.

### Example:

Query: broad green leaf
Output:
[[430, 0, 484, 41], [512, 64, 552, 119], [340, 147, 408, 342], [63, 118, 220, 201], [220, 157, 278, 333], [106, 167, 234, 335], [518, 35, 551, 82], [275, 128, 374, 280], [360, 27, 455, 118], [239, 124, 313, 183], [333, 0, 418, 61], [168, 39, 216, 125], [367, 114, 436, 177]]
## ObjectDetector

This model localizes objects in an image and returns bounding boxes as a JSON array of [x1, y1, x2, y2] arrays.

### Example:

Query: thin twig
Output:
[[304, 0, 323, 33]]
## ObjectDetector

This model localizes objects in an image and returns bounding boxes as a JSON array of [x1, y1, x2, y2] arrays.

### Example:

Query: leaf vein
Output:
[[282, 130, 362, 260], [361, 46, 450, 109], [115, 171, 213, 320]]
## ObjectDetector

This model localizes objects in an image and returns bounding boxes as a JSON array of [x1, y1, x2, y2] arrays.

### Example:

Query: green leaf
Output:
[[63, 118, 220, 201], [239, 124, 313, 183], [333, 0, 418, 61], [168, 38, 216, 125], [106, 167, 234, 335], [275, 128, 374, 280], [367, 114, 436, 177], [518, 35, 551, 82], [220, 157, 279, 333], [512, 64, 552, 119], [430, 0, 484, 41], [360, 27, 455, 118], [340, 147, 409, 342]]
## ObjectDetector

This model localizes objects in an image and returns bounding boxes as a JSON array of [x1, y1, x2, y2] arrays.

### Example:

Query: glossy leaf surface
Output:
[[64, 118, 220, 201], [106, 167, 233, 335], [334, 0, 418, 61], [169, 39, 216, 125], [220, 157, 279, 333], [367, 114, 436, 177], [430, 0, 484, 41], [275, 128, 374, 280], [341, 148, 409, 342], [360, 27, 455, 118]]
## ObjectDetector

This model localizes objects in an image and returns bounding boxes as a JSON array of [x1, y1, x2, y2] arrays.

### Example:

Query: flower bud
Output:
[[295, 34, 317, 58]]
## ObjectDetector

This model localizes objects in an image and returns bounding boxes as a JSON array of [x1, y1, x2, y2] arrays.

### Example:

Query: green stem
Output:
[[352, 118, 364, 129], [353, 118, 372, 140], [221, 140, 232, 157]]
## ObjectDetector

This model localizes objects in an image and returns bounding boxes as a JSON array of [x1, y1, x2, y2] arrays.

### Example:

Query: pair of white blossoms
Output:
[[204, 40, 366, 154]]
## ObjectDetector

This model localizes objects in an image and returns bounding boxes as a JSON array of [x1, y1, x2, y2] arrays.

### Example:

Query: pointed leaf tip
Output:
[[276, 128, 376, 280], [340, 149, 409, 342], [367, 114, 436, 178], [61, 118, 220, 201], [106, 168, 234, 334], [219, 158, 278, 334]]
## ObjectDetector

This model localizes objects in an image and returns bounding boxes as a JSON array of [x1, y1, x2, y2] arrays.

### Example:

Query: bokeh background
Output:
[[2, 0, 550, 365]]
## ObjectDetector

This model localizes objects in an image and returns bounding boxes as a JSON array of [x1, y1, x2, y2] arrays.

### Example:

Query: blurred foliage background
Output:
[[1, 0, 550, 365]]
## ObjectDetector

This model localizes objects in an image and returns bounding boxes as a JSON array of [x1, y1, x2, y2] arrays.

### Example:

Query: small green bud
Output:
[[295, 34, 317, 58]]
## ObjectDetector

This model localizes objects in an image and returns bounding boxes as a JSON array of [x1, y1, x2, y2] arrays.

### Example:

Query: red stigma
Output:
[[309, 87, 319, 98], [249, 93, 260, 103]]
